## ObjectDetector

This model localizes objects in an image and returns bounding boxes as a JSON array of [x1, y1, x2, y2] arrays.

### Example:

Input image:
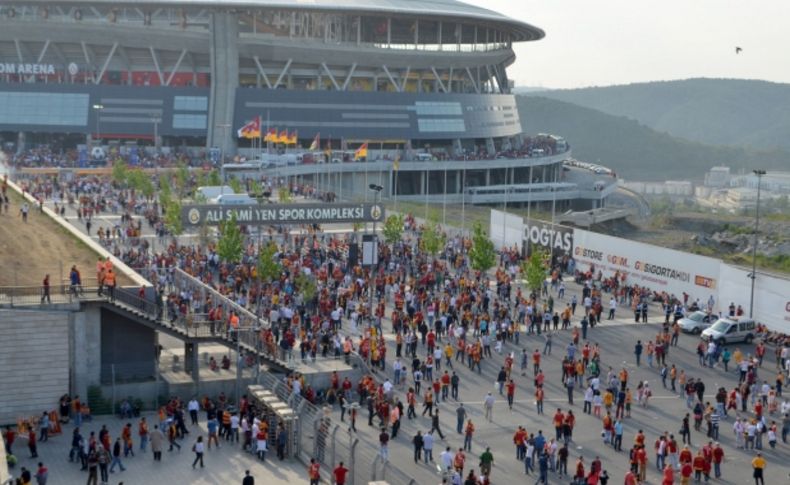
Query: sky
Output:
[[467, 0, 790, 89]]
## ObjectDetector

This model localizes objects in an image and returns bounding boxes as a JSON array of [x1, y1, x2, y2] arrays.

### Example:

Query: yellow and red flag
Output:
[[263, 128, 277, 142], [236, 116, 261, 139], [309, 133, 320, 151], [354, 142, 368, 161]]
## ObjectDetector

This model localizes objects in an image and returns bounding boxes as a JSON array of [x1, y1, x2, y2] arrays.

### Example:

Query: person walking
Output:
[[479, 447, 494, 479], [168, 421, 182, 452], [150, 425, 164, 461], [751, 452, 766, 485], [27, 426, 38, 458], [412, 430, 424, 463], [86, 450, 99, 485], [456, 404, 466, 433], [431, 409, 446, 440], [40, 275, 51, 304], [34, 462, 48, 485], [333, 462, 349, 485], [96, 444, 110, 483], [109, 438, 126, 473], [191, 436, 205, 469], [634, 341, 643, 367], [484, 392, 495, 423], [308, 458, 320, 485], [242, 470, 255, 485], [423, 430, 435, 463]]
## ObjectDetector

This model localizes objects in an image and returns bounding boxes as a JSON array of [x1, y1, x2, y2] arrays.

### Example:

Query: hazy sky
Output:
[[469, 0, 790, 89]]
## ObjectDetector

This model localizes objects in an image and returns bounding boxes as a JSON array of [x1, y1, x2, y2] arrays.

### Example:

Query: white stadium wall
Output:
[[490, 209, 524, 250], [571, 228, 721, 306], [716, 264, 790, 332], [490, 211, 790, 329]]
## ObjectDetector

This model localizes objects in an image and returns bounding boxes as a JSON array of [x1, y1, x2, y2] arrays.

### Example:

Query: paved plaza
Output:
[[6, 414, 306, 485], [328, 295, 790, 485]]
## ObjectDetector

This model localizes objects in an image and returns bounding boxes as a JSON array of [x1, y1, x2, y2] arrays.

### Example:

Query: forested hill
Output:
[[531, 78, 790, 150], [517, 95, 790, 181]]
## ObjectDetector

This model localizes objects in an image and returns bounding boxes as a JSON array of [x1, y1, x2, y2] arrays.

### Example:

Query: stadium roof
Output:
[[27, 0, 544, 41]]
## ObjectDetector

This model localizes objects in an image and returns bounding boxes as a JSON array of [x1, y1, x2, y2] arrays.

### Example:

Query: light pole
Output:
[[368, 183, 383, 366], [501, 165, 509, 249], [215, 123, 231, 195], [749, 169, 766, 318], [92, 104, 104, 146], [460, 163, 466, 236], [151, 114, 162, 150]]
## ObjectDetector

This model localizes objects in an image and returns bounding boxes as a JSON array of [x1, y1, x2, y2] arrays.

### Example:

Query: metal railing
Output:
[[0, 284, 101, 306]]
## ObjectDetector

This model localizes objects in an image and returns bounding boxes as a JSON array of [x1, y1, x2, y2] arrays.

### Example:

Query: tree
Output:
[[521, 249, 549, 297], [295, 271, 318, 308], [112, 159, 128, 186], [278, 186, 292, 203], [257, 241, 282, 284], [164, 198, 183, 236], [217, 212, 244, 264], [420, 220, 446, 256], [207, 169, 222, 186], [159, 176, 173, 207], [382, 214, 404, 245], [175, 162, 190, 197], [126, 170, 155, 200], [469, 222, 496, 273], [228, 176, 244, 195]]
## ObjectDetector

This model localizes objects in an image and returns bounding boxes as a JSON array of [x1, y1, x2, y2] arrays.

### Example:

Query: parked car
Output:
[[701, 318, 756, 345], [678, 311, 714, 334]]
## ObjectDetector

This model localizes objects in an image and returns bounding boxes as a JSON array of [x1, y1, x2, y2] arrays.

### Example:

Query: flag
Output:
[[237, 116, 261, 139], [287, 130, 298, 145], [393, 154, 400, 172], [309, 133, 320, 151], [263, 128, 277, 142], [277, 129, 289, 144], [354, 142, 368, 161]]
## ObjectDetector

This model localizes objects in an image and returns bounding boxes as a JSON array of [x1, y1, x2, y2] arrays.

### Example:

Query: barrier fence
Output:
[[256, 372, 418, 485]]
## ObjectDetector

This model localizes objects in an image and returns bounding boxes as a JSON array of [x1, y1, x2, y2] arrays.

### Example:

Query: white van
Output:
[[213, 194, 256, 205], [416, 153, 433, 161], [701, 318, 756, 345]]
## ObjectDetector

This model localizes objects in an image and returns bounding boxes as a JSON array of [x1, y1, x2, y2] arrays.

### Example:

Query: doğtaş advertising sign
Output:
[[571, 228, 720, 301], [523, 221, 573, 255]]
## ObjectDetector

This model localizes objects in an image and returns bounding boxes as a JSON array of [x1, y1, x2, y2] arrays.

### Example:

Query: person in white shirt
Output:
[[188, 398, 200, 425], [230, 414, 240, 443], [440, 446, 454, 473], [422, 431, 434, 463], [608, 298, 617, 320], [484, 393, 496, 422]]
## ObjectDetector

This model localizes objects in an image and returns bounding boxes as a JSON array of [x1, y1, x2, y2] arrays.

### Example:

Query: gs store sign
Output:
[[573, 246, 630, 268]]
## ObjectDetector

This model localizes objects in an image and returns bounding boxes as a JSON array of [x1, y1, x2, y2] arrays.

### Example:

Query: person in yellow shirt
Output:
[[603, 390, 614, 414], [751, 452, 766, 485], [733, 348, 744, 365]]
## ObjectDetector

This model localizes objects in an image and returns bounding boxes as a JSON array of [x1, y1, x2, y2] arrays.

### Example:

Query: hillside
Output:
[[532, 78, 790, 150], [517, 96, 790, 181]]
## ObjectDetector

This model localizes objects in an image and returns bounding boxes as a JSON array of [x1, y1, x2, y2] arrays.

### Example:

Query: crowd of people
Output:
[[3, 160, 790, 485]]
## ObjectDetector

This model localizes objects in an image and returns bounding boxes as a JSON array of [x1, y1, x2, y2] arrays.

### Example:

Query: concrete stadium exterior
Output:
[[0, 1, 615, 207]]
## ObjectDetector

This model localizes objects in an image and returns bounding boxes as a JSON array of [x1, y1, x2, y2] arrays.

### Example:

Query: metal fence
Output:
[[257, 372, 418, 485]]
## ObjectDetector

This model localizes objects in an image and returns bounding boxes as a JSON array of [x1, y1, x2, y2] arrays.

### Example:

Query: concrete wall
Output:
[[0, 309, 70, 424], [70, 305, 102, 403], [100, 308, 157, 383]]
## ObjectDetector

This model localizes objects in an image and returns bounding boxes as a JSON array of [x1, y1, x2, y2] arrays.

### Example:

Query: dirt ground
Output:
[[0, 189, 131, 287]]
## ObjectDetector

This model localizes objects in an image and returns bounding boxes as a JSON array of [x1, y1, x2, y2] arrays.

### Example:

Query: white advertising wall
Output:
[[490, 209, 524, 250], [571, 228, 722, 305], [717, 264, 790, 331]]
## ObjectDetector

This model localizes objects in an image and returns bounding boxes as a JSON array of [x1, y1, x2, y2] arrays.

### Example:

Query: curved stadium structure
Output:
[[0, 1, 615, 207]]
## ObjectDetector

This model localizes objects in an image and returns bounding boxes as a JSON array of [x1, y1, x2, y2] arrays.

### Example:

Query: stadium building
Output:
[[0, 1, 616, 207]]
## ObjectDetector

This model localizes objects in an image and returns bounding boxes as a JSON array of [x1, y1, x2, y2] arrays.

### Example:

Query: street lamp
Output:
[[366, 183, 383, 367], [151, 114, 162, 150], [215, 123, 231, 195], [749, 169, 766, 319], [92, 104, 104, 146]]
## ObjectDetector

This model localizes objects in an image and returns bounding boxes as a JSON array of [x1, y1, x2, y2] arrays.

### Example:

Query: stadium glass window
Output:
[[173, 114, 207, 129], [0, 92, 88, 126], [417, 118, 465, 133], [174, 96, 208, 111], [414, 102, 462, 116]]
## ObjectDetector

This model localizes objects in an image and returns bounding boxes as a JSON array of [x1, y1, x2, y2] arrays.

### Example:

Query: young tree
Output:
[[295, 271, 318, 308], [174, 162, 190, 197], [420, 220, 446, 257], [469, 221, 497, 273], [159, 175, 173, 207], [217, 212, 244, 264], [112, 159, 128, 186], [228, 176, 244, 195], [521, 249, 549, 297], [278, 186, 292, 203], [257, 241, 282, 284], [207, 169, 222, 187], [163, 198, 183, 236], [382, 214, 404, 245]]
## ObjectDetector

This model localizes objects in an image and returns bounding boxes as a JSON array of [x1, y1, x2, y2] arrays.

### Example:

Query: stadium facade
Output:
[[0, 1, 616, 207]]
